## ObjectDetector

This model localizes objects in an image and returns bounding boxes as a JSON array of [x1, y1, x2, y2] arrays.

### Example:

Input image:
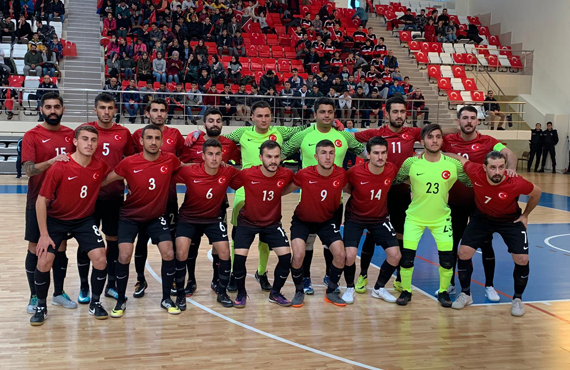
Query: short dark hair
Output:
[[385, 96, 406, 113], [202, 138, 222, 153], [251, 100, 271, 114], [366, 137, 388, 153], [547, 121, 553, 126], [259, 140, 281, 155], [484, 150, 506, 165], [141, 124, 162, 138], [146, 98, 168, 112], [316, 139, 335, 152], [41, 92, 63, 107], [75, 125, 98, 139], [314, 97, 335, 112], [203, 108, 223, 121], [457, 105, 478, 119], [94, 92, 116, 107], [421, 123, 442, 141]]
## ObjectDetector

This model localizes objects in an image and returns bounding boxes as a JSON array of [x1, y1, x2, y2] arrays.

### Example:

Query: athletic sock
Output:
[[115, 262, 130, 303], [186, 241, 199, 285], [326, 264, 343, 294], [323, 247, 333, 276], [212, 253, 220, 283], [374, 260, 397, 289], [217, 258, 231, 294], [344, 263, 356, 287], [257, 241, 270, 275], [302, 249, 313, 278], [25, 251, 38, 295], [34, 269, 50, 307], [291, 267, 304, 293], [77, 249, 90, 291], [457, 258, 473, 295], [513, 263, 529, 299], [161, 259, 176, 301], [106, 240, 119, 289], [52, 251, 68, 296], [482, 240, 496, 287], [233, 254, 247, 294], [272, 254, 291, 294], [359, 233, 375, 277], [438, 266, 453, 293], [134, 236, 148, 282], [395, 239, 403, 282], [90, 266, 107, 303], [175, 259, 186, 297], [400, 266, 414, 292]]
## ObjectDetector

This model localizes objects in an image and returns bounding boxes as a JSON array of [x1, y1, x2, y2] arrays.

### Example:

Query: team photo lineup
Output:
[[22, 91, 542, 326]]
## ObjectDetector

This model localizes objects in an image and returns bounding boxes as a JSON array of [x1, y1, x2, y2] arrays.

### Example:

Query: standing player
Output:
[[442, 105, 518, 299], [102, 124, 183, 317], [450, 151, 541, 316], [341, 137, 400, 304], [21, 92, 76, 314], [231, 140, 295, 308], [173, 139, 240, 309], [131, 99, 184, 298], [76, 93, 135, 304], [31, 125, 110, 325], [392, 124, 471, 307], [284, 139, 348, 307]]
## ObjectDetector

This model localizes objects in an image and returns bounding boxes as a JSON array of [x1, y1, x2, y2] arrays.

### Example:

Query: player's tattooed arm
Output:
[[23, 154, 69, 177]]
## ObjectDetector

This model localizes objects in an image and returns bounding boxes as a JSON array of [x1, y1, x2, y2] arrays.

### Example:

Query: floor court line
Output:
[[544, 234, 570, 253]]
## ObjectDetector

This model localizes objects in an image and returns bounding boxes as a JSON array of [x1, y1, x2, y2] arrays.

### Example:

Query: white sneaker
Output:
[[372, 287, 397, 303], [485, 286, 501, 302], [434, 285, 456, 297], [451, 292, 473, 310], [341, 287, 355, 304], [511, 298, 525, 317]]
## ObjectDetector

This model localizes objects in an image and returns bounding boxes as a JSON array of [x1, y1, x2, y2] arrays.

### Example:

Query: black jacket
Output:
[[530, 129, 542, 148], [541, 129, 559, 147]]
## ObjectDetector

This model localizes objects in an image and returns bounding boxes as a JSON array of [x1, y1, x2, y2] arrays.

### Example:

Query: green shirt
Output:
[[281, 125, 366, 168], [394, 154, 471, 224], [224, 125, 306, 169]]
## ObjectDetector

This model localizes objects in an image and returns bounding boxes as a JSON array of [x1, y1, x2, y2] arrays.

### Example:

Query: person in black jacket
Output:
[[538, 122, 559, 173], [219, 84, 236, 125], [365, 88, 383, 127], [484, 90, 506, 130], [528, 123, 543, 172]]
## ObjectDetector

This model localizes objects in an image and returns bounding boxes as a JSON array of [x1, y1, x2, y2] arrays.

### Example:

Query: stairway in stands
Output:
[[60, 0, 103, 121]]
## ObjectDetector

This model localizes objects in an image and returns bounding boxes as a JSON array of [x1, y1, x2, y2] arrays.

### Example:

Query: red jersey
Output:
[[84, 122, 135, 199], [293, 165, 347, 223], [355, 126, 421, 168], [230, 166, 294, 227], [179, 132, 241, 164], [114, 152, 181, 222], [21, 124, 75, 209], [39, 155, 109, 220], [443, 132, 505, 206], [174, 164, 239, 224], [345, 161, 398, 223], [464, 161, 534, 222]]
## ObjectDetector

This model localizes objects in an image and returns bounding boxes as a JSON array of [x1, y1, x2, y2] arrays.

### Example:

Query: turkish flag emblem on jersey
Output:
[[65, 136, 71, 143], [160, 165, 169, 174], [442, 170, 451, 180], [332, 180, 341, 188], [114, 134, 122, 142], [498, 191, 508, 200], [166, 138, 174, 145], [401, 133, 410, 140], [276, 179, 285, 188], [471, 144, 480, 151], [93, 172, 100, 180], [218, 176, 227, 185], [384, 178, 392, 186], [269, 134, 277, 141], [334, 139, 343, 148]]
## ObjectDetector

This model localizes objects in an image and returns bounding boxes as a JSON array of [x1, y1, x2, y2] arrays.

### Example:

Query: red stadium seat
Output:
[[486, 55, 499, 69], [408, 40, 420, 55], [247, 44, 258, 57], [262, 58, 277, 71], [452, 66, 466, 78], [478, 26, 490, 37], [509, 56, 523, 71], [420, 42, 430, 53], [499, 46, 512, 56], [278, 59, 291, 72], [452, 53, 466, 65], [427, 64, 441, 82], [284, 51, 297, 59], [254, 70, 264, 84], [266, 34, 279, 46], [429, 42, 443, 53], [414, 51, 429, 68], [447, 90, 463, 104], [399, 31, 412, 45], [258, 47, 271, 58], [462, 78, 477, 91], [437, 77, 451, 95], [250, 57, 263, 71], [471, 91, 485, 102], [8, 75, 24, 87], [272, 49, 284, 59], [464, 53, 478, 69], [488, 35, 501, 46], [252, 33, 265, 45], [467, 16, 481, 26]]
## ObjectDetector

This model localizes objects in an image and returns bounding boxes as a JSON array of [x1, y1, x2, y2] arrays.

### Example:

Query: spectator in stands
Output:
[[123, 79, 141, 123], [383, 50, 398, 73], [186, 81, 205, 124], [528, 123, 543, 172], [36, 21, 55, 43], [104, 77, 121, 108], [390, 66, 402, 82], [301, 13, 312, 29], [167, 51, 183, 82], [48, 0, 65, 23], [197, 68, 211, 92], [226, 56, 241, 84], [313, 14, 323, 32], [307, 84, 323, 112], [227, 16, 241, 37], [210, 55, 226, 84], [16, 14, 32, 42], [416, 9, 428, 31], [466, 22, 483, 44], [0, 15, 15, 45], [230, 30, 245, 57], [21, 0, 34, 18], [253, 10, 273, 34], [400, 9, 417, 31], [35, 74, 58, 121], [155, 81, 170, 101], [233, 84, 251, 125], [446, 20, 457, 43], [318, 74, 333, 94], [167, 82, 187, 124], [484, 90, 506, 130], [217, 28, 232, 55], [354, 53, 368, 70], [167, 39, 183, 59], [194, 39, 208, 57], [24, 44, 43, 76], [219, 84, 236, 125], [409, 89, 429, 127], [296, 34, 312, 58], [338, 90, 352, 120], [120, 51, 136, 80], [34, 0, 47, 22], [104, 13, 117, 35], [134, 39, 148, 61], [51, 36, 63, 61], [106, 52, 120, 79], [213, 18, 227, 37], [352, 86, 369, 128], [435, 20, 446, 43], [296, 85, 311, 125], [356, 76, 369, 96], [402, 76, 414, 96], [41, 47, 57, 77], [438, 8, 450, 25], [286, 69, 303, 92], [203, 84, 219, 109], [277, 81, 299, 125], [130, 3, 143, 27], [331, 76, 344, 94], [352, 6, 368, 27], [152, 51, 167, 82], [366, 89, 383, 127], [139, 80, 154, 123], [346, 75, 357, 92], [428, 9, 438, 24], [424, 18, 436, 42], [388, 79, 405, 98], [0, 79, 16, 120], [260, 69, 279, 94], [538, 122, 559, 173]]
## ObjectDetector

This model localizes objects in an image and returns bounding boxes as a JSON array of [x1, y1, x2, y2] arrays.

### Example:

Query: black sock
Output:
[[272, 254, 291, 294], [34, 269, 50, 307], [233, 254, 247, 294], [115, 262, 130, 303], [186, 241, 199, 285], [175, 259, 186, 297], [395, 239, 403, 282], [326, 264, 343, 294], [374, 260, 397, 289], [457, 258, 473, 295], [513, 263, 529, 299], [450, 238, 459, 287], [77, 248, 90, 291], [323, 247, 333, 275], [212, 253, 220, 283], [106, 240, 119, 289], [25, 251, 38, 296], [344, 263, 356, 287], [217, 258, 231, 294], [90, 266, 107, 303], [52, 251, 68, 296], [359, 233, 375, 277], [303, 249, 313, 278], [134, 236, 148, 282], [161, 259, 176, 301], [482, 241, 496, 287], [291, 267, 304, 293]]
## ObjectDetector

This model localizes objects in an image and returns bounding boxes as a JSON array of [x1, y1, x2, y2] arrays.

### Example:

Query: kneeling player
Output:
[[449, 151, 541, 316], [231, 141, 295, 308], [32, 125, 110, 325], [342, 137, 400, 304]]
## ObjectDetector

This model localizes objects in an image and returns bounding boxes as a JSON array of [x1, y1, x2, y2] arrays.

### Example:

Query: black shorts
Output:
[[93, 197, 123, 237], [234, 223, 290, 250], [46, 216, 106, 254], [25, 208, 40, 243], [343, 219, 399, 250], [176, 220, 228, 244], [290, 214, 343, 247], [164, 200, 179, 233], [387, 185, 411, 234], [461, 211, 529, 255], [118, 217, 173, 245]]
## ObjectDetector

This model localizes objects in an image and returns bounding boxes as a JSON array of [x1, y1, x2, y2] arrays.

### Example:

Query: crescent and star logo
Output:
[[498, 192, 508, 200], [218, 176, 226, 184], [114, 134, 122, 141], [93, 172, 100, 180], [276, 179, 285, 188], [442, 170, 451, 180], [334, 139, 342, 148], [384, 178, 392, 186], [471, 144, 480, 151], [166, 138, 174, 145], [160, 166, 168, 174], [332, 180, 340, 188], [269, 134, 277, 141], [65, 136, 71, 143]]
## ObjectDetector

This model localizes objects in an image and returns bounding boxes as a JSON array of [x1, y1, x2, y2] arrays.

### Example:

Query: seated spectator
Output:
[[252, 11, 273, 34], [388, 79, 405, 98], [36, 21, 56, 43], [383, 50, 398, 73], [41, 48, 57, 77], [48, 0, 66, 23], [120, 51, 136, 80], [167, 39, 183, 58], [0, 15, 15, 45], [231, 30, 245, 57], [438, 8, 450, 25], [318, 74, 332, 94], [203, 84, 220, 109], [356, 77, 370, 96], [153, 51, 167, 82], [340, 66, 351, 82], [35, 75, 59, 121], [210, 55, 226, 83], [354, 53, 368, 70], [197, 68, 212, 92], [123, 79, 141, 123], [51, 36, 64, 61], [374, 38, 387, 57], [227, 56, 242, 84], [139, 80, 154, 123], [295, 34, 312, 58], [402, 76, 414, 97], [217, 29, 232, 55], [260, 69, 279, 94], [400, 9, 417, 31], [0, 79, 17, 120], [106, 52, 120, 79], [446, 20, 457, 43], [233, 84, 251, 125], [351, 86, 369, 128], [331, 76, 345, 94], [186, 81, 206, 124], [366, 89, 383, 126], [167, 51, 183, 82], [16, 14, 33, 42], [424, 19, 436, 42], [263, 87, 277, 111], [219, 84, 236, 125], [167, 82, 187, 124], [277, 81, 299, 125], [227, 16, 241, 37], [345, 75, 357, 92], [24, 44, 43, 76], [484, 90, 506, 130], [182, 53, 199, 83], [313, 14, 323, 32], [390, 66, 402, 82], [104, 13, 117, 36], [134, 38, 148, 61], [409, 89, 430, 127], [136, 52, 152, 82], [154, 81, 170, 101], [435, 20, 446, 43], [301, 13, 312, 29], [130, 3, 143, 27], [416, 9, 428, 31], [338, 90, 352, 120], [288, 69, 304, 91]]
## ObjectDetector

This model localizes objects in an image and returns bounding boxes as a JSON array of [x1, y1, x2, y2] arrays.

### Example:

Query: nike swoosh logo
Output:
[[333, 229, 339, 233], [416, 173, 424, 176], [193, 180, 203, 183], [308, 143, 316, 146], [134, 169, 143, 173], [97, 276, 106, 281], [246, 138, 254, 141], [309, 181, 318, 184], [450, 143, 457, 146], [360, 181, 369, 185], [521, 275, 529, 278], [196, 151, 203, 154], [167, 272, 175, 276], [523, 246, 529, 250], [68, 176, 77, 180], [474, 182, 483, 187], [163, 227, 169, 231], [222, 234, 227, 237], [97, 239, 103, 243], [251, 181, 260, 184], [279, 276, 288, 279], [42, 139, 51, 143]]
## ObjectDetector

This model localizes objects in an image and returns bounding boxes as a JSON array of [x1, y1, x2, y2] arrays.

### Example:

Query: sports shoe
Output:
[[104, 287, 119, 300], [393, 280, 402, 292], [396, 291, 412, 306], [341, 287, 355, 304], [52, 292, 78, 309], [170, 281, 177, 296], [437, 291, 452, 308], [111, 301, 126, 318], [255, 271, 272, 291], [185, 282, 197, 297], [30, 306, 47, 326], [303, 277, 314, 295], [210, 280, 218, 293], [451, 292, 473, 310], [176, 295, 187, 311], [511, 298, 525, 317], [291, 291, 305, 308], [485, 286, 501, 302], [355, 275, 368, 294], [234, 291, 247, 308], [324, 291, 347, 307], [372, 287, 397, 303], [268, 292, 292, 307], [133, 280, 148, 298], [78, 288, 91, 304], [89, 302, 109, 320], [27, 295, 38, 314], [434, 285, 456, 296], [227, 274, 237, 292], [217, 292, 234, 307], [323, 275, 341, 294], [161, 298, 181, 315]]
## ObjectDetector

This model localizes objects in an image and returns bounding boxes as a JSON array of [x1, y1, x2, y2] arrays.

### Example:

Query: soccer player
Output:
[[31, 125, 110, 325], [281, 98, 365, 295], [449, 151, 541, 317], [103, 124, 182, 317], [442, 105, 518, 300], [231, 140, 295, 308], [76, 93, 135, 304], [392, 124, 471, 307], [284, 139, 348, 307], [342, 137, 400, 304], [173, 139, 239, 309], [21, 92, 76, 314], [131, 99, 184, 298]]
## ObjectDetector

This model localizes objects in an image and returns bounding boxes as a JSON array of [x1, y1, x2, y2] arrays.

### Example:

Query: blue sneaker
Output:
[[78, 288, 90, 304], [303, 277, 314, 295], [323, 275, 340, 294]]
